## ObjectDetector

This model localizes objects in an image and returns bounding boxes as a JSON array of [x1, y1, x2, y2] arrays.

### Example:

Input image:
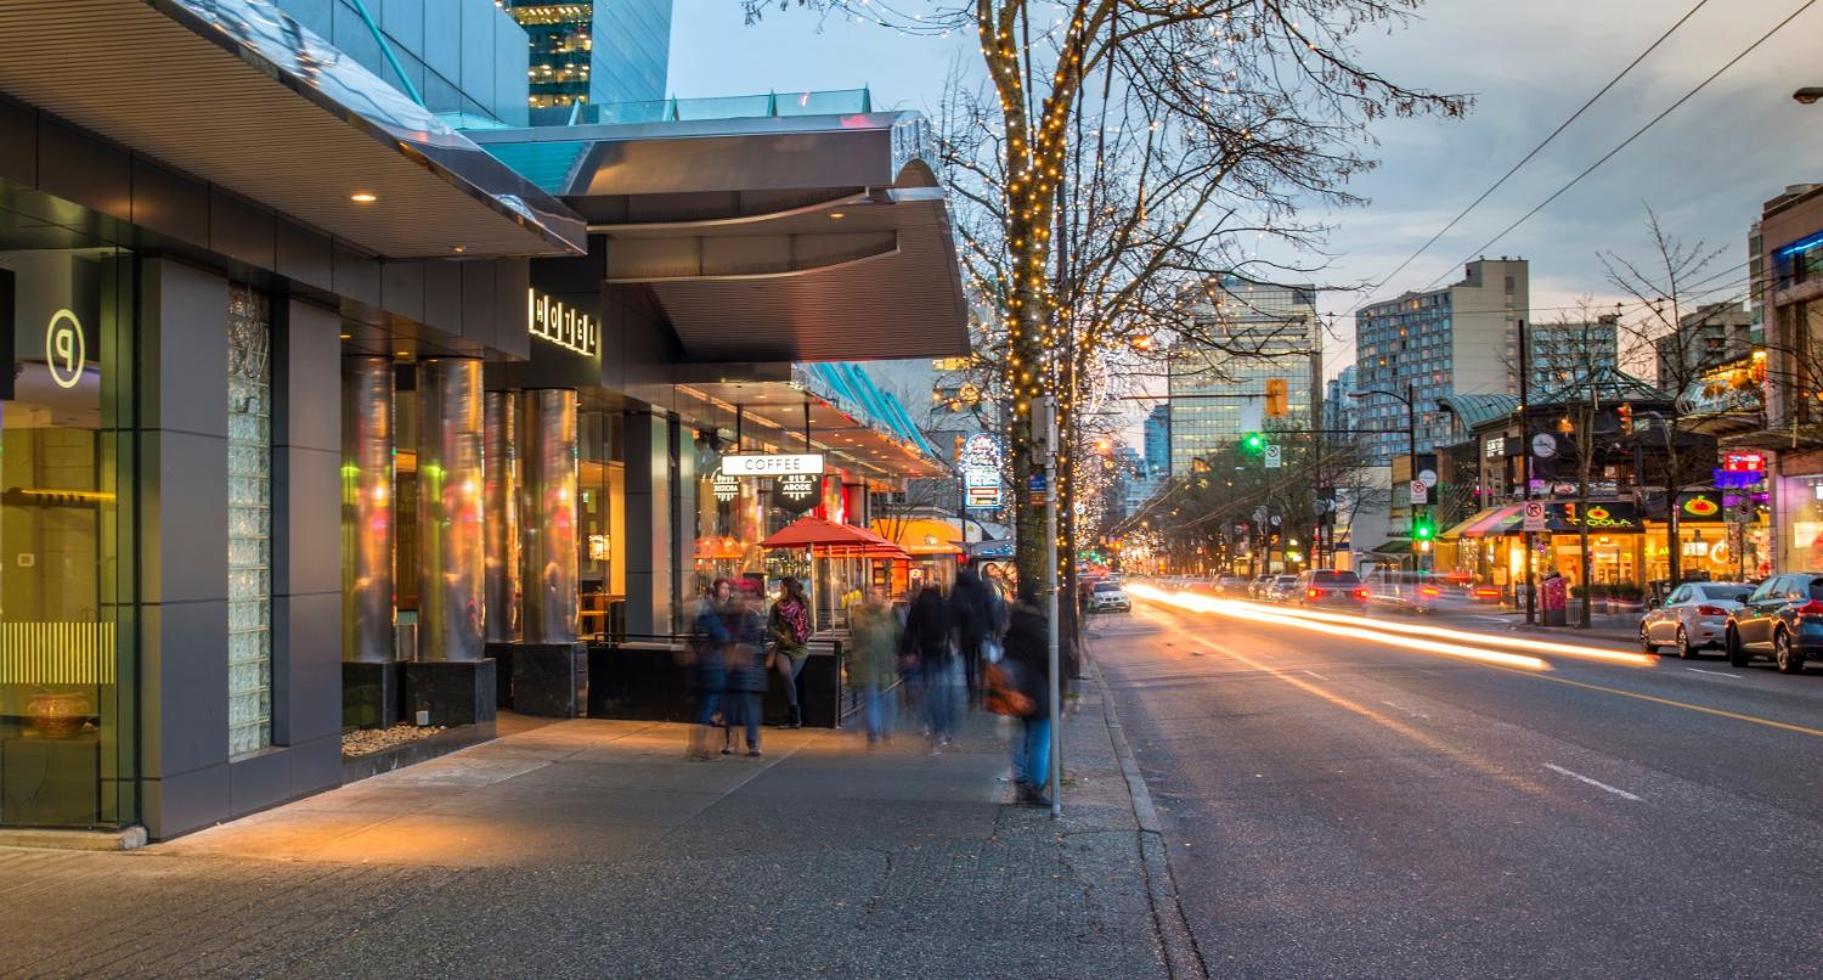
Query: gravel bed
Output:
[[341, 723, 448, 758]]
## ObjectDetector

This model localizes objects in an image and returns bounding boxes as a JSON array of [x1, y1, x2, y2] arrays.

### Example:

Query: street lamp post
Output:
[[1349, 383, 1422, 568]]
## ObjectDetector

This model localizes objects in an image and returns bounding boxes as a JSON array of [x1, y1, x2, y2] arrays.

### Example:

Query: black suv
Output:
[[1724, 573, 1823, 673]]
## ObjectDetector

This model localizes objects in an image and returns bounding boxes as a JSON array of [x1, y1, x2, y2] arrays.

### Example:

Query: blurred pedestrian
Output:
[[1003, 586, 1052, 806], [722, 581, 769, 757], [686, 579, 732, 761], [950, 566, 992, 705], [849, 586, 902, 745], [905, 583, 956, 751], [769, 576, 812, 728]]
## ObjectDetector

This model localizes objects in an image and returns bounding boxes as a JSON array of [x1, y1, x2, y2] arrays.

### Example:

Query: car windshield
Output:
[[1094, 582, 1122, 593]]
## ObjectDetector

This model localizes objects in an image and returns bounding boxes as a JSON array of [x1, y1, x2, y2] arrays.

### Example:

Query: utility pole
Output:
[[1518, 319, 1536, 626], [1038, 395, 1062, 819]]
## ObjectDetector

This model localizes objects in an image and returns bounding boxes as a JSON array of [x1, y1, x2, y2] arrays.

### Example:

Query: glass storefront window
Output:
[[1778, 472, 1823, 573], [1, 224, 135, 828]]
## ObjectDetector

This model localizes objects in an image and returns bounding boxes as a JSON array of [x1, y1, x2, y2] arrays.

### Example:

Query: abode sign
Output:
[[528, 288, 599, 357]]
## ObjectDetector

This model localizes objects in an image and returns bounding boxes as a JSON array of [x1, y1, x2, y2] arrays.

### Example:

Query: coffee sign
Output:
[[775, 473, 821, 514]]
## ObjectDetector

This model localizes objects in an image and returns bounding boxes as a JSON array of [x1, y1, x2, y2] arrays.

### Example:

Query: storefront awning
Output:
[[0, 0, 584, 259], [470, 111, 968, 362], [1444, 505, 1523, 540], [872, 519, 966, 557], [1367, 539, 1414, 556]]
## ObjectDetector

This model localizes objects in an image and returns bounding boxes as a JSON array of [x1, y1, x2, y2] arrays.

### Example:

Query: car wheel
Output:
[[1775, 629, 1806, 674], [1676, 627, 1694, 660], [1726, 626, 1749, 667], [1639, 623, 1655, 654]]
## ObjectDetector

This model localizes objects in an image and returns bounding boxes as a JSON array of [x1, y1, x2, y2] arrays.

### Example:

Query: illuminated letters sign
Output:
[[46, 309, 84, 389], [723, 453, 825, 477], [527, 288, 599, 357], [960, 433, 1004, 511], [711, 467, 739, 502]]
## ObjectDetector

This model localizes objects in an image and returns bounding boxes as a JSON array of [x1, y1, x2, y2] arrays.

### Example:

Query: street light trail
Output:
[[1234, 599, 1659, 668], [1128, 584, 1552, 672]]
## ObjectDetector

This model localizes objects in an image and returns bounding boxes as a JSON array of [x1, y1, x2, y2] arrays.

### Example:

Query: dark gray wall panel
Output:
[[493, 258, 530, 360], [276, 299, 342, 453], [130, 158, 209, 245], [227, 748, 291, 819], [274, 447, 341, 597], [331, 243, 381, 309], [381, 259, 426, 326], [276, 221, 335, 293], [140, 429, 229, 606], [209, 188, 278, 271], [277, 592, 342, 745], [141, 598, 230, 779], [36, 117, 129, 223], [142, 762, 229, 840], [460, 260, 498, 351], [0, 95, 37, 188], [138, 259, 229, 438], [423, 260, 463, 335]]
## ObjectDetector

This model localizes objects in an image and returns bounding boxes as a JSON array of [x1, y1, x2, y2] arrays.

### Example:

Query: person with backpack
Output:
[[768, 576, 813, 728]]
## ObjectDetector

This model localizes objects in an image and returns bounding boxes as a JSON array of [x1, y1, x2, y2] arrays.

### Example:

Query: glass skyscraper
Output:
[[1166, 276, 1320, 477], [502, 0, 674, 118]]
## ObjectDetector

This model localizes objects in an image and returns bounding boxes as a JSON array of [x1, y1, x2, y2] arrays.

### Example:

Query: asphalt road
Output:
[[1095, 589, 1823, 980]]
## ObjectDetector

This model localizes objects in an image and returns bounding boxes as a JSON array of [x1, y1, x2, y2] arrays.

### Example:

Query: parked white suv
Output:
[[1089, 581, 1132, 612]]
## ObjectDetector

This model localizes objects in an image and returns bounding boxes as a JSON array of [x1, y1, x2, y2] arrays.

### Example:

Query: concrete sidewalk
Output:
[[1, 676, 1179, 978]]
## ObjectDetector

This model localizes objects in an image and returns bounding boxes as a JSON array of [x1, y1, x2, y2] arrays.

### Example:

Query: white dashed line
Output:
[[1543, 763, 1642, 801], [1684, 667, 1738, 679], [1305, 670, 1328, 680]]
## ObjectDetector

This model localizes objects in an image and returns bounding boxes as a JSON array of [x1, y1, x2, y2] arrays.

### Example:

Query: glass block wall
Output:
[[227, 285, 272, 756]]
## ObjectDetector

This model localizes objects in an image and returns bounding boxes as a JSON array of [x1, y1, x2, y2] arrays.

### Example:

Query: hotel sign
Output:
[[723, 453, 826, 477], [528, 289, 598, 357]]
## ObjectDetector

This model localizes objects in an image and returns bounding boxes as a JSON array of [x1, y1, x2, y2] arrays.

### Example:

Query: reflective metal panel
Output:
[[483, 391, 518, 643], [417, 358, 485, 662], [519, 388, 579, 644], [342, 357, 395, 663]]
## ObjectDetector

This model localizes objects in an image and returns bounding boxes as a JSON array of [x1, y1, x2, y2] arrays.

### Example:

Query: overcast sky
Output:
[[669, 0, 1823, 387]]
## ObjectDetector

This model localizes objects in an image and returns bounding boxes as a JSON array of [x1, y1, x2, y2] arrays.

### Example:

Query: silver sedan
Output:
[[1640, 582, 1754, 658]]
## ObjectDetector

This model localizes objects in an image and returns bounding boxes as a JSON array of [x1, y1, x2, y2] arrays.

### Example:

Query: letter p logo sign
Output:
[[46, 309, 84, 389]]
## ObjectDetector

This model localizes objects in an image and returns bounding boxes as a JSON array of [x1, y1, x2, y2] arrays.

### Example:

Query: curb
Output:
[[0, 825, 147, 852], [1089, 655, 1208, 979]]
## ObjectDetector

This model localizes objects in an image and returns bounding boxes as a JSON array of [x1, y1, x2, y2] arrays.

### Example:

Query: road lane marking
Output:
[[1380, 699, 1431, 720], [1305, 670, 1328, 680], [1136, 592, 1823, 741], [1543, 763, 1642, 801], [1684, 667, 1738, 679]]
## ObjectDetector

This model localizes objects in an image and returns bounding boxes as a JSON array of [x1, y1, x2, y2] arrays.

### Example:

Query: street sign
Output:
[[1264, 444, 1282, 469], [1409, 480, 1428, 505], [1522, 500, 1547, 532], [1418, 468, 1438, 487], [966, 485, 1003, 509]]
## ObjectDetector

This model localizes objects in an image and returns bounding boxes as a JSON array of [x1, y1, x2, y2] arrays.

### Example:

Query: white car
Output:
[[1640, 582, 1754, 658], [1089, 581, 1132, 612]]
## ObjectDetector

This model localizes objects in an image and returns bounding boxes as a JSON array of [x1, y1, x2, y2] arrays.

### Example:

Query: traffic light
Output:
[[1241, 431, 1267, 454], [1617, 403, 1634, 436], [1412, 511, 1435, 542], [1264, 378, 1288, 418]]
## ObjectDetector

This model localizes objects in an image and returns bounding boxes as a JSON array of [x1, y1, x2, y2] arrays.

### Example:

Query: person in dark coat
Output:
[[949, 567, 993, 705], [904, 583, 956, 750], [686, 579, 733, 761], [1003, 586, 1052, 806], [721, 582, 770, 757]]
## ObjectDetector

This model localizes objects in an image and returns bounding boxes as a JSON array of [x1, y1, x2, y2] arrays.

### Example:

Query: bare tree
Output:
[[746, 0, 1467, 595], [1600, 206, 1737, 586]]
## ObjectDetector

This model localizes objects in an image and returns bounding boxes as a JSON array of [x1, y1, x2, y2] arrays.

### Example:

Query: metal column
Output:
[[417, 358, 486, 662], [519, 389, 579, 644], [341, 356, 394, 663], [484, 391, 519, 643]]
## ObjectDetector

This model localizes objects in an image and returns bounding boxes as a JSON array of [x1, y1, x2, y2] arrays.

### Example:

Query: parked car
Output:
[[1724, 573, 1823, 672], [1263, 574, 1301, 602], [1294, 569, 1370, 609], [1088, 580, 1132, 613], [1248, 575, 1275, 599], [1209, 573, 1250, 596], [1639, 582, 1753, 658]]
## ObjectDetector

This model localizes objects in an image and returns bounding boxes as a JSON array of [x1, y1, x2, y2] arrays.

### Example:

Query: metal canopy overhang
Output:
[[674, 380, 949, 483], [470, 112, 970, 362], [0, 0, 585, 259]]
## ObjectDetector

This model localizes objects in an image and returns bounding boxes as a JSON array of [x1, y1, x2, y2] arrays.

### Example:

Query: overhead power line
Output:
[[1348, 0, 1717, 315], [1413, 0, 1819, 293]]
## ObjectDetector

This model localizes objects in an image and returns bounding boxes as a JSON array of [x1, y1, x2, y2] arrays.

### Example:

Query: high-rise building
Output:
[[1324, 365, 1358, 434], [1655, 301, 1755, 389], [1166, 275, 1319, 476], [1353, 258, 1528, 464], [502, 0, 674, 119], [1529, 316, 1619, 393], [1143, 404, 1170, 477]]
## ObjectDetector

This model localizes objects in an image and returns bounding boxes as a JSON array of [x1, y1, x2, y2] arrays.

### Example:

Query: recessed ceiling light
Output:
[[452, 245, 466, 253], [351, 192, 379, 204], [828, 211, 846, 220], [396, 350, 411, 358], [339, 333, 352, 340]]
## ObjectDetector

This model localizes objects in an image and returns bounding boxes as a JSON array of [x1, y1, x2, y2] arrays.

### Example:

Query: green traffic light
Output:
[[1241, 432, 1266, 454]]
